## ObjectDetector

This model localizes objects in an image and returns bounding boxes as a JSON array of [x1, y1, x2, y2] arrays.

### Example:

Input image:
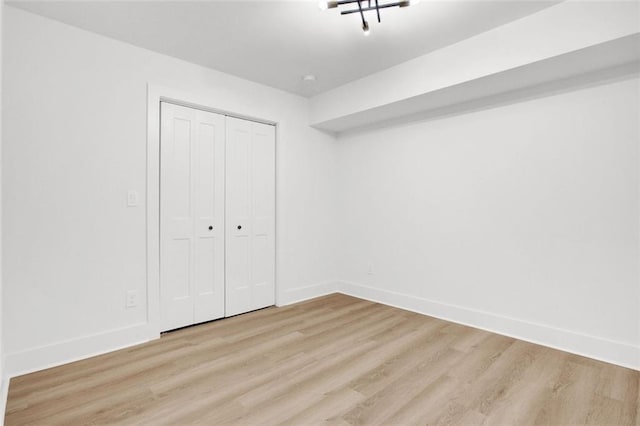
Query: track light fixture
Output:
[[319, 0, 419, 35]]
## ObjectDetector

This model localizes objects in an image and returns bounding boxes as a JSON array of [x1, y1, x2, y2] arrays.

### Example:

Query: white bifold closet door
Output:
[[225, 117, 276, 317], [160, 102, 225, 331]]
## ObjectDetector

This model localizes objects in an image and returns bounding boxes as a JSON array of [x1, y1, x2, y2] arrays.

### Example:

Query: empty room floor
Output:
[[5, 294, 639, 425]]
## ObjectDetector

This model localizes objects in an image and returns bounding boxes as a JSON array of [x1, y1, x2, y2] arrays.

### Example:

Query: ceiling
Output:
[[8, 0, 560, 97]]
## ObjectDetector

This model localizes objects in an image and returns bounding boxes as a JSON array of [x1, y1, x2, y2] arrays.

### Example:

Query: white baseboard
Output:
[[338, 280, 640, 371], [278, 280, 339, 306], [5, 280, 637, 383], [4, 322, 158, 379], [3, 280, 338, 379], [0, 378, 8, 426], [4, 278, 339, 380]]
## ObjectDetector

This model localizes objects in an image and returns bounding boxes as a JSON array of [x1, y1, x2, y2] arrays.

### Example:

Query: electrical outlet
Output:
[[126, 290, 138, 308], [367, 261, 374, 275]]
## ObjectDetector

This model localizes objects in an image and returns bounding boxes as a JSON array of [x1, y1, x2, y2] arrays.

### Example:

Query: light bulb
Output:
[[362, 21, 370, 36], [318, 1, 328, 10]]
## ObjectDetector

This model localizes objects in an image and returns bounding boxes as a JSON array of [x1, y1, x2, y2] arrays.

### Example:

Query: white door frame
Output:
[[146, 83, 279, 338]]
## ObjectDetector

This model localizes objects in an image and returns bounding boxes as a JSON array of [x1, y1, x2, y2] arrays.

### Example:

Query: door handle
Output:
[[237, 225, 242, 230], [208, 226, 213, 231]]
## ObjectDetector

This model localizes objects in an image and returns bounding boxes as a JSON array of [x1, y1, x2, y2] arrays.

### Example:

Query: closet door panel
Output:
[[160, 103, 225, 331], [225, 118, 252, 316], [193, 113, 226, 324], [160, 106, 194, 331], [225, 117, 275, 317], [249, 123, 276, 310]]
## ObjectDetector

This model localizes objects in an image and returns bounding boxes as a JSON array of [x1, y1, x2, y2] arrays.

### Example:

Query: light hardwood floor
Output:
[[5, 293, 639, 425]]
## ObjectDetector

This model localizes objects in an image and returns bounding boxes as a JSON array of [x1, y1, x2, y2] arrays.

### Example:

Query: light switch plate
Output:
[[127, 190, 138, 207]]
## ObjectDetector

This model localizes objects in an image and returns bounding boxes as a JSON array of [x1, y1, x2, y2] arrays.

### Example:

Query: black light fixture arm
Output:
[[321, 0, 418, 34], [356, 1, 366, 24], [356, 0, 368, 34], [340, 1, 408, 16]]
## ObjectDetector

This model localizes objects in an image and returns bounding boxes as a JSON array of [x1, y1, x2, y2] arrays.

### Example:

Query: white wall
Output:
[[2, 6, 338, 376], [2, 2, 638, 380], [0, 0, 5, 417], [336, 75, 640, 369]]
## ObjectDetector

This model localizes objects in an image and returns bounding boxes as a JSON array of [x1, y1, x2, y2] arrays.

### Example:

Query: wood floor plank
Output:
[[5, 293, 639, 425], [533, 359, 602, 425], [382, 374, 464, 425], [281, 388, 367, 426], [233, 326, 433, 419], [478, 344, 568, 426], [340, 345, 465, 425]]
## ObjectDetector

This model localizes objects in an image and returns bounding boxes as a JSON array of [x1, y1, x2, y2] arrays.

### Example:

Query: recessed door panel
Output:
[[166, 239, 191, 299], [171, 118, 192, 218], [226, 234, 251, 316]]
